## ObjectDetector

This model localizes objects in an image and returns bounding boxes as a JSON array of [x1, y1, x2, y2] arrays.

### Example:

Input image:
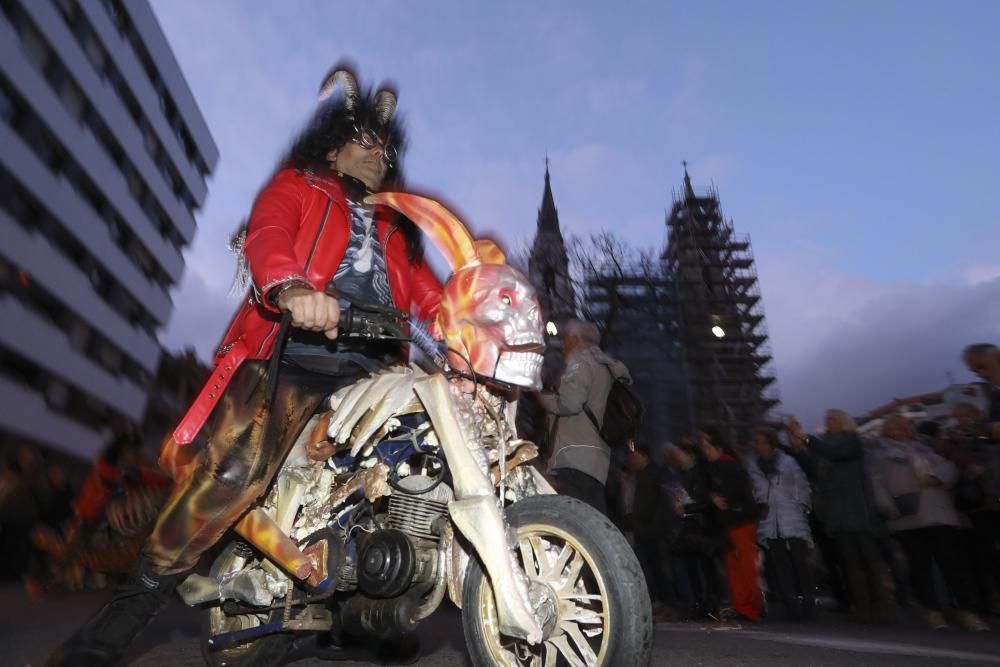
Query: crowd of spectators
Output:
[[4, 340, 999, 638], [0, 431, 170, 598], [614, 342, 1000, 631]]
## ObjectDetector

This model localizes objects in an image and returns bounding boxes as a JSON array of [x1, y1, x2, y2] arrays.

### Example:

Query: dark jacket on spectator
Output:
[[801, 432, 882, 535], [632, 463, 673, 538], [690, 455, 759, 528]]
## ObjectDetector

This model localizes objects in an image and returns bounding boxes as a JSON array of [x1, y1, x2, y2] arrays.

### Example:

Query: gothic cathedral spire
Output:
[[527, 159, 576, 388], [528, 159, 575, 326]]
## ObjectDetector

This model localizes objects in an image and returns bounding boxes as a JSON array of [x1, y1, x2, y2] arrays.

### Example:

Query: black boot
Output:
[[46, 563, 183, 667]]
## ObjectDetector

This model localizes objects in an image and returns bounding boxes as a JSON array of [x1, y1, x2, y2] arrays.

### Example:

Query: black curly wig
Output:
[[282, 88, 407, 184]]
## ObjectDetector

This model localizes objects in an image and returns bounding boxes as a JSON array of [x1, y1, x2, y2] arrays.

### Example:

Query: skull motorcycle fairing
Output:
[[366, 192, 544, 390], [440, 264, 544, 390]]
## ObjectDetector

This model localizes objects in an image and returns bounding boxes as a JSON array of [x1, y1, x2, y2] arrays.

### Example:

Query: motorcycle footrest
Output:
[[206, 621, 285, 650]]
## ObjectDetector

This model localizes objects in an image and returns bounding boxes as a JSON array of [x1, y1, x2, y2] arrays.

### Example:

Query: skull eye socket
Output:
[[499, 289, 514, 306]]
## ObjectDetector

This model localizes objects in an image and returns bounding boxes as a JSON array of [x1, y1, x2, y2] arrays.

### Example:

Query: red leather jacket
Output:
[[173, 168, 442, 444]]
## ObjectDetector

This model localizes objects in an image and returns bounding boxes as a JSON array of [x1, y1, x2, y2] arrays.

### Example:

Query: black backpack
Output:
[[584, 365, 644, 449]]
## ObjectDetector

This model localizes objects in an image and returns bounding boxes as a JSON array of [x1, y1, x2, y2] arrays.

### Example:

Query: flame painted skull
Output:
[[438, 263, 545, 390]]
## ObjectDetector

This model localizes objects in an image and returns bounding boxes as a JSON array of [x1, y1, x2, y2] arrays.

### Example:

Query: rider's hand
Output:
[[710, 493, 729, 510], [278, 286, 340, 340]]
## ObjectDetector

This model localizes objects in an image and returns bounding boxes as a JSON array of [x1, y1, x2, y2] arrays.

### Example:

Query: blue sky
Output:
[[152, 0, 1000, 427]]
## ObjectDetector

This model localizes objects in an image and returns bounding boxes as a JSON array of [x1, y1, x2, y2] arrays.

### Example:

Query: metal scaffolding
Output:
[[662, 170, 780, 445]]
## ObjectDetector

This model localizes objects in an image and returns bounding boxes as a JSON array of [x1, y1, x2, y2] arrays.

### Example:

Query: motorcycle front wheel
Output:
[[461, 494, 653, 666], [200, 540, 293, 667]]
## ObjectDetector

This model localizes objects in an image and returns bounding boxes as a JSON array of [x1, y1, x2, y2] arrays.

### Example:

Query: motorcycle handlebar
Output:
[[334, 289, 446, 370]]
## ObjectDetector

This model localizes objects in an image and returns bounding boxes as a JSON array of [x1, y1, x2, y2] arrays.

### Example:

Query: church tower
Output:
[[527, 160, 576, 387], [663, 164, 780, 444]]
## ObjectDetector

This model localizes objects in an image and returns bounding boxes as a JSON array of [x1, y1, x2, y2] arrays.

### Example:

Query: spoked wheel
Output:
[[462, 495, 653, 666], [200, 541, 293, 667]]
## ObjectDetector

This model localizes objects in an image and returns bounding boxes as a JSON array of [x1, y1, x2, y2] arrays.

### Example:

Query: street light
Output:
[[711, 325, 725, 338]]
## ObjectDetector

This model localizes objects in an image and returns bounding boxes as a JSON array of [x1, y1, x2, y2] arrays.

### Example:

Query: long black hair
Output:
[[278, 82, 424, 262]]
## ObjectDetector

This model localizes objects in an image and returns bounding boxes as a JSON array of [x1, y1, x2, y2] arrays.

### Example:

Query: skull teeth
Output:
[[507, 333, 544, 346], [499, 352, 544, 362]]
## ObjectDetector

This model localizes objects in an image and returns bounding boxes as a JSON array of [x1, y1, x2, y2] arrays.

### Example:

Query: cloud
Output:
[[759, 248, 1000, 429], [964, 264, 1000, 287], [159, 258, 240, 358]]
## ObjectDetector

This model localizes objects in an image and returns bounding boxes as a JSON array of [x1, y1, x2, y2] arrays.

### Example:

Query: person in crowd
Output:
[[47, 66, 443, 667], [787, 411, 894, 622], [692, 429, 763, 621], [963, 343, 1000, 433], [23, 461, 76, 600], [0, 446, 45, 580], [747, 428, 815, 619], [933, 403, 1000, 615], [868, 415, 988, 631], [664, 444, 722, 618], [540, 319, 631, 515], [614, 451, 637, 534], [627, 446, 680, 620]]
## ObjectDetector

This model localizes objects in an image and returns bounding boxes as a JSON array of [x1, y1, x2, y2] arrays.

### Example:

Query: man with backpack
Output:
[[539, 319, 635, 515]]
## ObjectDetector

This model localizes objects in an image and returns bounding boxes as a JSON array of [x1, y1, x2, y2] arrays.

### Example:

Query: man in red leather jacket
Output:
[[49, 68, 442, 667]]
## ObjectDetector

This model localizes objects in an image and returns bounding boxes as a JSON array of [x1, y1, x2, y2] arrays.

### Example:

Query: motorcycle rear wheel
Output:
[[200, 540, 293, 667], [461, 494, 653, 666]]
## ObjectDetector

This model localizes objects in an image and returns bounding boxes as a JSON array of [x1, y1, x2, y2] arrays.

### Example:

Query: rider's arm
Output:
[[243, 169, 314, 312]]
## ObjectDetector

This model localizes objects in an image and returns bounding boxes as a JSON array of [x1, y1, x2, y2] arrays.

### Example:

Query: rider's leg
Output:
[[143, 362, 340, 575], [46, 362, 347, 667]]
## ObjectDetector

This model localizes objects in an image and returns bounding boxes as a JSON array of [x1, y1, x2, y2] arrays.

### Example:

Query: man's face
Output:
[[751, 434, 771, 458], [824, 410, 838, 433], [966, 351, 1000, 384], [327, 141, 388, 191]]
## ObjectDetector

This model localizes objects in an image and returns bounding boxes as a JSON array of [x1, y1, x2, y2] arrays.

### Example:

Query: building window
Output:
[[15, 14, 52, 73], [67, 317, 92, 353], [0, 347, 47, 394], [96, 0, 207, 181], [57, 75, 87, 123], [2, 257, 145, 398], [0, 86, 14, 122], [2, 155, 173, 307], [101, 0, 127, 32]]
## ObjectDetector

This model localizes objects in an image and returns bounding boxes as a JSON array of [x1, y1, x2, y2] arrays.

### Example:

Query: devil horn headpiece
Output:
[[374, 89, 397, 125], [318, 67, 360, 106], [365, 193, 505, 271]]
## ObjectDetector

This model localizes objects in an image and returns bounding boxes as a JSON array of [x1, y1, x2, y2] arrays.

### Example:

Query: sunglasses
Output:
[[350, 125, 397, 168]]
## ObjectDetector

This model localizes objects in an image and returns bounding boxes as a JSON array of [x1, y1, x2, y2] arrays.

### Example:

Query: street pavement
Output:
[[4, 585, 1000, 666]]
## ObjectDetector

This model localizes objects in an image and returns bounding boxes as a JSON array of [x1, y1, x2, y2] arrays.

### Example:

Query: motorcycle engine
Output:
[[355, 474, 452, 598]]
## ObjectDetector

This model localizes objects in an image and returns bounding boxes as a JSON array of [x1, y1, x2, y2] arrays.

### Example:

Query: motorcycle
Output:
[[175, 193, 652, 666]]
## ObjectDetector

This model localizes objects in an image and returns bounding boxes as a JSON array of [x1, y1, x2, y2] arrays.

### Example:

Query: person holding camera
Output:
[[868, 415, 987, 631], [748, 428, 815, 620]]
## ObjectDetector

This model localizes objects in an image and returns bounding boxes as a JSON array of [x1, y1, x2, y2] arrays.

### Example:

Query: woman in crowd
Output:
[[693, 429, 762, 621], [869, 415, 988, 631], [748, 428, 815, 619], [666, 444, 725, 619], [937, 404, 1000, 614], [787, 410, 894, 622]]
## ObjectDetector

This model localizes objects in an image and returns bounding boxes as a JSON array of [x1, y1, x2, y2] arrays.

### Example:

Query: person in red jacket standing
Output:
[[696, 429, 763, 622], [48, 65, 442, 667]]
